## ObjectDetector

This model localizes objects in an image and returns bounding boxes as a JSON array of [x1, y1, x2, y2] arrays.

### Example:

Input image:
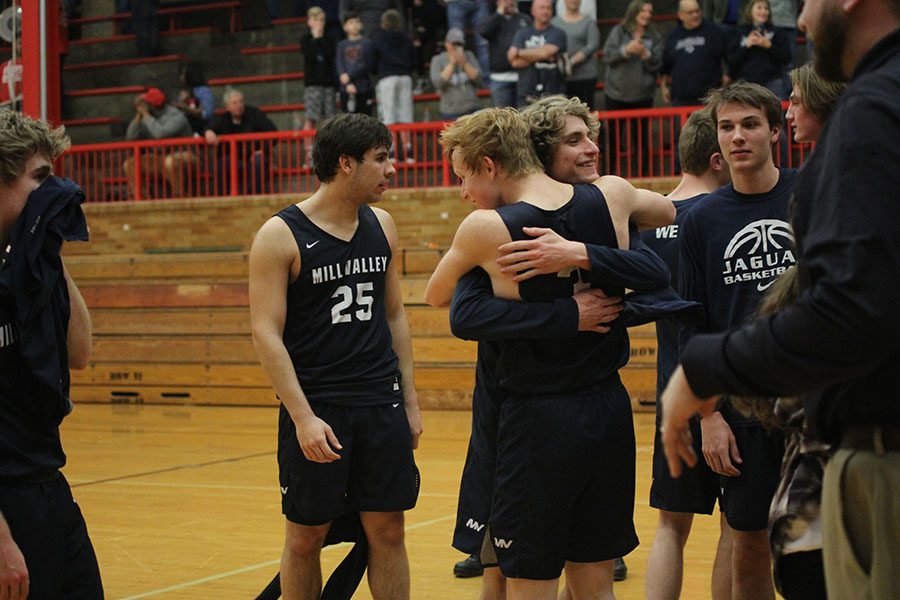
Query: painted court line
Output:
[[118, 514, 456, 599]]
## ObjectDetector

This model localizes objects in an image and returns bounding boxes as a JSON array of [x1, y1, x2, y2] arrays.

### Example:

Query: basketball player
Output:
[[450, 96, 672, 597], [639, 107, 733, 600], [673, 82, 796, 600], [249, 113, 422, 600], [0, 111, 101, 599], [425, 106, 674, 600]]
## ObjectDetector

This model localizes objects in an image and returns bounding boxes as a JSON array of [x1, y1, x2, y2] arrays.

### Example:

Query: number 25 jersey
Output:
[[277, 204, 400, 406]]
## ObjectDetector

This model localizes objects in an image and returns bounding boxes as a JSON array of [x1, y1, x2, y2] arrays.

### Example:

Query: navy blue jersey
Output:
[[494, 184, 627, 394], [640, 193, 706, 400], [662, 21, 727, 104], [277, 204, 400, 406], [0, 290, 65, 480]]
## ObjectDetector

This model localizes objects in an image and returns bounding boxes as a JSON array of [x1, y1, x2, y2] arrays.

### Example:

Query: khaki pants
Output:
[[822, 447, 900, 599]]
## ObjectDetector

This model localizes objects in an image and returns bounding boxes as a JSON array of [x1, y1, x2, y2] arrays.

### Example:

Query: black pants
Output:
[[779, 550, 827, 600]]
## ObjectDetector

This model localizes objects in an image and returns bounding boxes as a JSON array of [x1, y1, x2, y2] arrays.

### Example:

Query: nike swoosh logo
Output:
[[757, 279, 776, 292], [306, 241, 320, 248], [392, 403, 401, 408]]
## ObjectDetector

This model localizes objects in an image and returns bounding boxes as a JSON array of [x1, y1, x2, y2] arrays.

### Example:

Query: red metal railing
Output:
[[60, 108, 811, 203]]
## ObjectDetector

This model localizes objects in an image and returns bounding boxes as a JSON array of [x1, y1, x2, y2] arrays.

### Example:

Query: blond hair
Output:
[[678, 107, 720, 176], [440, 108, 543, 177], [307, 6, 325, 19], [0, 111, 70, 185], [521, 95, 599, 171], [789, 62, 846, 123]]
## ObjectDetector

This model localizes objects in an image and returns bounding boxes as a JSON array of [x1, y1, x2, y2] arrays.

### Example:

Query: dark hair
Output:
[[313, 113, 392, 182], [180, 62, 208, 87], [343, 10, 360, 24], [622, 0, 654, 31], [705, 81, 784, 134], [739, 0, 772, 27]]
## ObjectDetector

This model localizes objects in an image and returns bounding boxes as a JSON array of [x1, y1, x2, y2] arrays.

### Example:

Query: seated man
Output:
[[123, 87, 196, 198], [425, 106, 674, 600], [204, 87, 278, 195]]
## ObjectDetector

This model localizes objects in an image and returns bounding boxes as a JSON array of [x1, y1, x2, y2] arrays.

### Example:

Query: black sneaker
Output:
[[613, 556, 628, 581], [453, 553, 484, 578]]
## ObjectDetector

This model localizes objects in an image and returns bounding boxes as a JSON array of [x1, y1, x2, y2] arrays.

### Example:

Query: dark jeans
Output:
[[566, 78, 598, 111], [131, 0, 159, 56]]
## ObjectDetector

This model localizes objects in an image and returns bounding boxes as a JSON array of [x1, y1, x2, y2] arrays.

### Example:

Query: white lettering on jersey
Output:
[[721, 219, 795, 290]]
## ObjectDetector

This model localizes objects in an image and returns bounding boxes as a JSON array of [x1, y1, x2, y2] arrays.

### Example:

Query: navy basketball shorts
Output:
[[650, 410, 719, 514], [278, 401, 418, 525], [490, 380, 640, 580], [0, 473, 104, 599], [719, 420, 784, 531], [453, 371, 503, 556]]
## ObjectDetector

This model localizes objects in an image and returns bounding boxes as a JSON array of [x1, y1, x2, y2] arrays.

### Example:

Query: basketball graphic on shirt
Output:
[[722, 219, 795, 290]]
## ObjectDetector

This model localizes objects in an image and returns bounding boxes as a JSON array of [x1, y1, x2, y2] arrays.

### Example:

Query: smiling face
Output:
[[716, 102, 780, 174], [785, 85, 824, 144], [751, 0, 770, 25], [547, 115, 599, 184], [636, 3, 654, 27], [451, 150, 502, 209], [348, 146, 395, 203]]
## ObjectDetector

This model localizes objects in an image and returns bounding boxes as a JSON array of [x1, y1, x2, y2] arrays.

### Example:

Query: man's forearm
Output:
[[253, 331, 315, 422], [387, 311, 419, 407]]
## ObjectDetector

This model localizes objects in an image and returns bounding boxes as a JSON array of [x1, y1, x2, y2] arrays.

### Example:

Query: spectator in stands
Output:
[[727, 0, 791, 98], [340, 0, 402, 41], [477, 0, 532, 108], [372, 9, 416, 162], [444, 0, 491, 75], [661, 0, 728, 107], [301, 6, 339, 130], [508, 0, 567, 107], [411, 0, 448, 94], [552, 0, 600, 109], [336, 11, 376, 116], [603, 0, 663, 176], [172, 62, 215, 136], [123, 87, 195, 198], [429, 28, 483, 120], [204, 87, 278, 194]]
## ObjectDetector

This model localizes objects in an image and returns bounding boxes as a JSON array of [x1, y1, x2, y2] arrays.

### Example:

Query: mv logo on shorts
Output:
[[493, 537, 514, 549], [722, 219, 795, 290], [280, 486, 288, 495], [466, 518, 486, 532]]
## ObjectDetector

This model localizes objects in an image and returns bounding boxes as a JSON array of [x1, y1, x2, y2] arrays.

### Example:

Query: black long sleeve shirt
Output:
[[681, 30, 900, 444]]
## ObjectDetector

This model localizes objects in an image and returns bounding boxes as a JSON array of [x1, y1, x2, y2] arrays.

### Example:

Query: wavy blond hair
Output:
[[521, 95, 600, 171]]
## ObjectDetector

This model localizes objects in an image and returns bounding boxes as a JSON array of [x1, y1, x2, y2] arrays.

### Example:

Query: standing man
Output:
[[249, 113, 422, 600], [662, 3, 900, 599], [661, 0, 729, 107], [425, 106, 674, 600], [508, 0, 567, 106], [675, 82, 796, 600], [300, 6, 339, 131], [640, 107, 733, 600], [478, 0, 532, 108], [0, 111, 101, 599]]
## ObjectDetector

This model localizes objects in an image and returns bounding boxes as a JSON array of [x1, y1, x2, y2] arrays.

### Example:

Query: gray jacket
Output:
[[429, 50, 482, 117], [126, 104, 193, 141], [602, 24, 663, 103]]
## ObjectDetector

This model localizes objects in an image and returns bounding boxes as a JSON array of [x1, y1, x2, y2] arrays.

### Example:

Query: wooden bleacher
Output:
[[64, 188, 661, 411]]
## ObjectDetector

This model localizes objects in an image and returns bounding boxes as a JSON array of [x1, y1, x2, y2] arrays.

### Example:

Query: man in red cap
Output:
[[123, 87, 195, 199]]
